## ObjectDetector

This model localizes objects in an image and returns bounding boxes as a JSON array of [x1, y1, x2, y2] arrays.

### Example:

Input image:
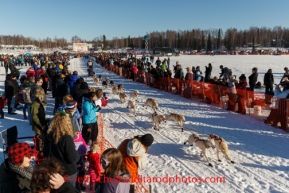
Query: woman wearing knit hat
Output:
[[0, 142, 38, 193], [118, 133, 154, 193]]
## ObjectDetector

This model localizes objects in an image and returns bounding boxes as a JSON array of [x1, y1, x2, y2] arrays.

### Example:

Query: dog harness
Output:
[[210, 135, 223, 145]]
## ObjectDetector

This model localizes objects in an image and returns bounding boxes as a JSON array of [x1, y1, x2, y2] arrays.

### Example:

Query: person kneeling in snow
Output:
[[118, 134, 154, 193]]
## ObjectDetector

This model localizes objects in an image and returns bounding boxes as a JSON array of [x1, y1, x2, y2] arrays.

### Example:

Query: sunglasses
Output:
[[101, 158, 109, 166]]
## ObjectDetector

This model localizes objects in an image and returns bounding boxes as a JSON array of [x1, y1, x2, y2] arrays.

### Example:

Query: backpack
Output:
[[22, 87, 32, 103]]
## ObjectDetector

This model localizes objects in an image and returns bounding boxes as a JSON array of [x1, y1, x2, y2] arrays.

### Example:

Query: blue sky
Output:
[[0, 0, 289, 41]]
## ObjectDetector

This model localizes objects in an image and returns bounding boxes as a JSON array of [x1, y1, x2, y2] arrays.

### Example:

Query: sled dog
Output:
[[184, 133, 215, 167], [207, 134, 234, 164], [119, 93, 127, 103], [148, 113, 166, 131], [129, 90, 139, 101], [167, 113, 185, 132], [144, 98, 158, 112], [127, 100, 136, 116]]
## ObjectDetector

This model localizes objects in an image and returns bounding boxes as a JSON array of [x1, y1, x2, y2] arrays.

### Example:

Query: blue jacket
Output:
[[68, 75, 78, 94], [55, 65, 61, 73], [33, 64, 38, 71], [82, 99, 101, 124]]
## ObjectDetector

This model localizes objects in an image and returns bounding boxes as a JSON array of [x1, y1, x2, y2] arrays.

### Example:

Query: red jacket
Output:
[[35, 69, 48, 82], [26, 68, 35, 78], [131, 65, 137, 74], [87, 151, 101, 180], [101, 97, 108, 107], [0, 96, 5, 109]]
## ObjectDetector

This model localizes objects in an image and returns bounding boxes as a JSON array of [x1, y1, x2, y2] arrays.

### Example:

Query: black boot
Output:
[[0, 113, 4, 119]]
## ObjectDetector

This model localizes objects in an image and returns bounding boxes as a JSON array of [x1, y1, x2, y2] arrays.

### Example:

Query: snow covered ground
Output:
[[1, 56, 289, 193]]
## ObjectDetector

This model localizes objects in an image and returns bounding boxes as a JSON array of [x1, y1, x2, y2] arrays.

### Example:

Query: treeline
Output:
[[1, 26, 289, 50], [0, 35, 68, 48], [104, 26, 289, 51]]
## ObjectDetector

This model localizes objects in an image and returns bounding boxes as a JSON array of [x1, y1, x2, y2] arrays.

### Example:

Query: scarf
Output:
[[8, 161, 34, 180]]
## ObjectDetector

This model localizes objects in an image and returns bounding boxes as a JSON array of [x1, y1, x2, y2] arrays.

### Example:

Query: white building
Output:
[[72, 43, 88, 52]]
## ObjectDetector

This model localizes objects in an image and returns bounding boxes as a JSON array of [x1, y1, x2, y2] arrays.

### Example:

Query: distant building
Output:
[[72, 43, 88, 52]]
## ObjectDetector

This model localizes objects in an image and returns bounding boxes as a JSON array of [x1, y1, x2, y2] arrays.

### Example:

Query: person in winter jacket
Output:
[[96, 148, 130, 193], [63, 100, 81, 135], [219, 65, 231, 81], [87, 60, 93, 67], [0, 142, 38, 193], [69, 71, 79, 95], [87, 66, 95, 77], [82, 92, 101, 144], [30, 158, 79, 193], [174, 65, 183, 79], [227, 76, 238, 111], [95, 89, 103, 111], [248, 67, 258, 91], [195, 71, 204, 82], [131, 63, 137, 81], [54, 74, 69, 113], [23, 76, 36, 124], [280, 67, 289, 83], [87, 142, 101, 190], [73, 82, 89, 114], [0, 92, 5, 119], [26, 67, 35, 78], [35, 66, 48, 94], [205, 63, 212, 82], [185, 67, 194, 81], [118, 134, 154, 193], [236, 74, 248, 114], [31, 88, 47, 156], [264, 69, 274, 93], [4, 74, 17, 114], [43, 113, 80, 187], [155, 57, 161, 67], [161, 61, 167, 71], [33, 62, 38, 71]]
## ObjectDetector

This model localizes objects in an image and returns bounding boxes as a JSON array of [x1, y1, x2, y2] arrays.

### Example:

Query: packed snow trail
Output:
[[68, 57, 289, 193]]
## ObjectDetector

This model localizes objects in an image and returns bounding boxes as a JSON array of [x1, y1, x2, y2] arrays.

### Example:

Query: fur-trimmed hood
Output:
[[127, 139, 147, 169], [127, 139, 146, 157]]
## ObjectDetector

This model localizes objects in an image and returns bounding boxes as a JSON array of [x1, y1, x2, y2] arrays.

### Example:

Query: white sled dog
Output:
[[184, 133, 215, 167], [148, 113, 166, 131], [167, 113, 185, 132], [207, 134, 234, 164], [144, 98, 158, 112], [127, 100, 136, 116], [129, 90, 139, 101], [119, 93, 127, 103]]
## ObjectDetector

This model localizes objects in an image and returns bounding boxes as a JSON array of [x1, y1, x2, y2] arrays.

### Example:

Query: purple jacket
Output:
[[96, 173, 130, 193]]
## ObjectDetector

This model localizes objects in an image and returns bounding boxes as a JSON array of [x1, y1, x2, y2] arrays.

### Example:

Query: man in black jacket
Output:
[[249, 67, 258, 91], [4, 74, 17, 114], [54, 74, 69, 113], [264, 69, 274, 93]]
